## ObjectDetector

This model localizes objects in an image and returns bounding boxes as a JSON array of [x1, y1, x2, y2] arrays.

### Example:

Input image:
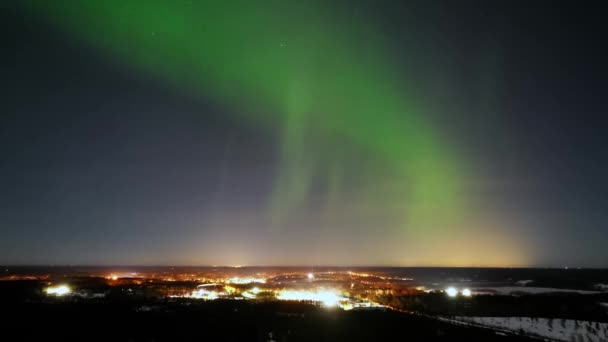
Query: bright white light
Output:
[[46, 285, 71, 296], [277, 289, 342, 307], [307, 273, 314, 280], [227, 277, 265, 284], [445, 287, 458, 297], [241, 287, 261, 299], [242, 291, 256, 299], [462, 288, 472, 297], [189, 288, 218, 300], [317, 290, 340, 307], [341, 303, 354, 310]]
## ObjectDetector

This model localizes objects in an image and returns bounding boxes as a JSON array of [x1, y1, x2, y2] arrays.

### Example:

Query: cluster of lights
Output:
[[226, 277, 266, 284], [175, 286, 354, 309], [189, 288, 219, 300], [106, 273, 138, 280], [241, 287, 261, 299], [45, 284, 71, 296], [173, 283, 269, 300], [276, 289, 344, 307], [224, 285, 236, 294], [445, 287, 472, 297]]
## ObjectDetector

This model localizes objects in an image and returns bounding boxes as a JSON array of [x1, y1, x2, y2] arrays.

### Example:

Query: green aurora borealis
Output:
[[17, 0, 535, 266]]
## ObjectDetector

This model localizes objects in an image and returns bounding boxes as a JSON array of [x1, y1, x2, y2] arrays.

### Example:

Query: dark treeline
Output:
[[375, 292, 608, 322]]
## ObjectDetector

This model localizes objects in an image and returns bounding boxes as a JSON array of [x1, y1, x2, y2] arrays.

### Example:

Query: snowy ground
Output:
[[444, 316, 608, 342], [472, 287, 600, 295]]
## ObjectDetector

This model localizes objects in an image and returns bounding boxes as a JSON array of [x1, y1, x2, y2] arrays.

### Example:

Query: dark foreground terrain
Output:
[[5, 301, 537, 342]]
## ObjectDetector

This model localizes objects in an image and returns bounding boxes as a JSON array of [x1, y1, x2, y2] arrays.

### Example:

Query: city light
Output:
[[241, 287, 261, 299], [277, 289, 342, 307], [241, 291, 256, 299], [189, 288, 218, 300], [341, 302, 354, 310], [45, 284, 71, 296], [318, 291, 341, 307], [462, 288, 472, 297], [226, 277, 266, 284], [445, 287, 458, 297], [19, 269, 389, 312]]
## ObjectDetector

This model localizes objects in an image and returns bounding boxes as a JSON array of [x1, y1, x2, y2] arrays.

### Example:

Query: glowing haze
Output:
[[1, 1, 607, 266]]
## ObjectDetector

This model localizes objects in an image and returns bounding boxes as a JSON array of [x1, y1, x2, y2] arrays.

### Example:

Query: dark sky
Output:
[[1, 1, 607, 266]]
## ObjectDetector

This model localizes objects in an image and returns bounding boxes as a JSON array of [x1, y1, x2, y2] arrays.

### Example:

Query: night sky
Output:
[[2, 1, 607, 267]]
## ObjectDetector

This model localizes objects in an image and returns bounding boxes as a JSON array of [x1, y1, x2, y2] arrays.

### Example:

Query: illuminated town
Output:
[[2, 266, 494, 312], [3, 267, 436, 310], [3, 266, 608, 341]]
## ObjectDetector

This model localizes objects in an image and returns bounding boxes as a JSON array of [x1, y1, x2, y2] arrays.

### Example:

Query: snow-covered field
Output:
[[447, 316, 608, 342], [472, 287, 600, 295]]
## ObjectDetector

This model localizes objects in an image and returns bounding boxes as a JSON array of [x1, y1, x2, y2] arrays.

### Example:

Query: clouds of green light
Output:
[[25, 0, 466, 236]]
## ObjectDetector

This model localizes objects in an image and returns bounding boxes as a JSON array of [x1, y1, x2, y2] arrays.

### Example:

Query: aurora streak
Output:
[[26, 1, 463, 229], [16, 0, 536, 266]]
